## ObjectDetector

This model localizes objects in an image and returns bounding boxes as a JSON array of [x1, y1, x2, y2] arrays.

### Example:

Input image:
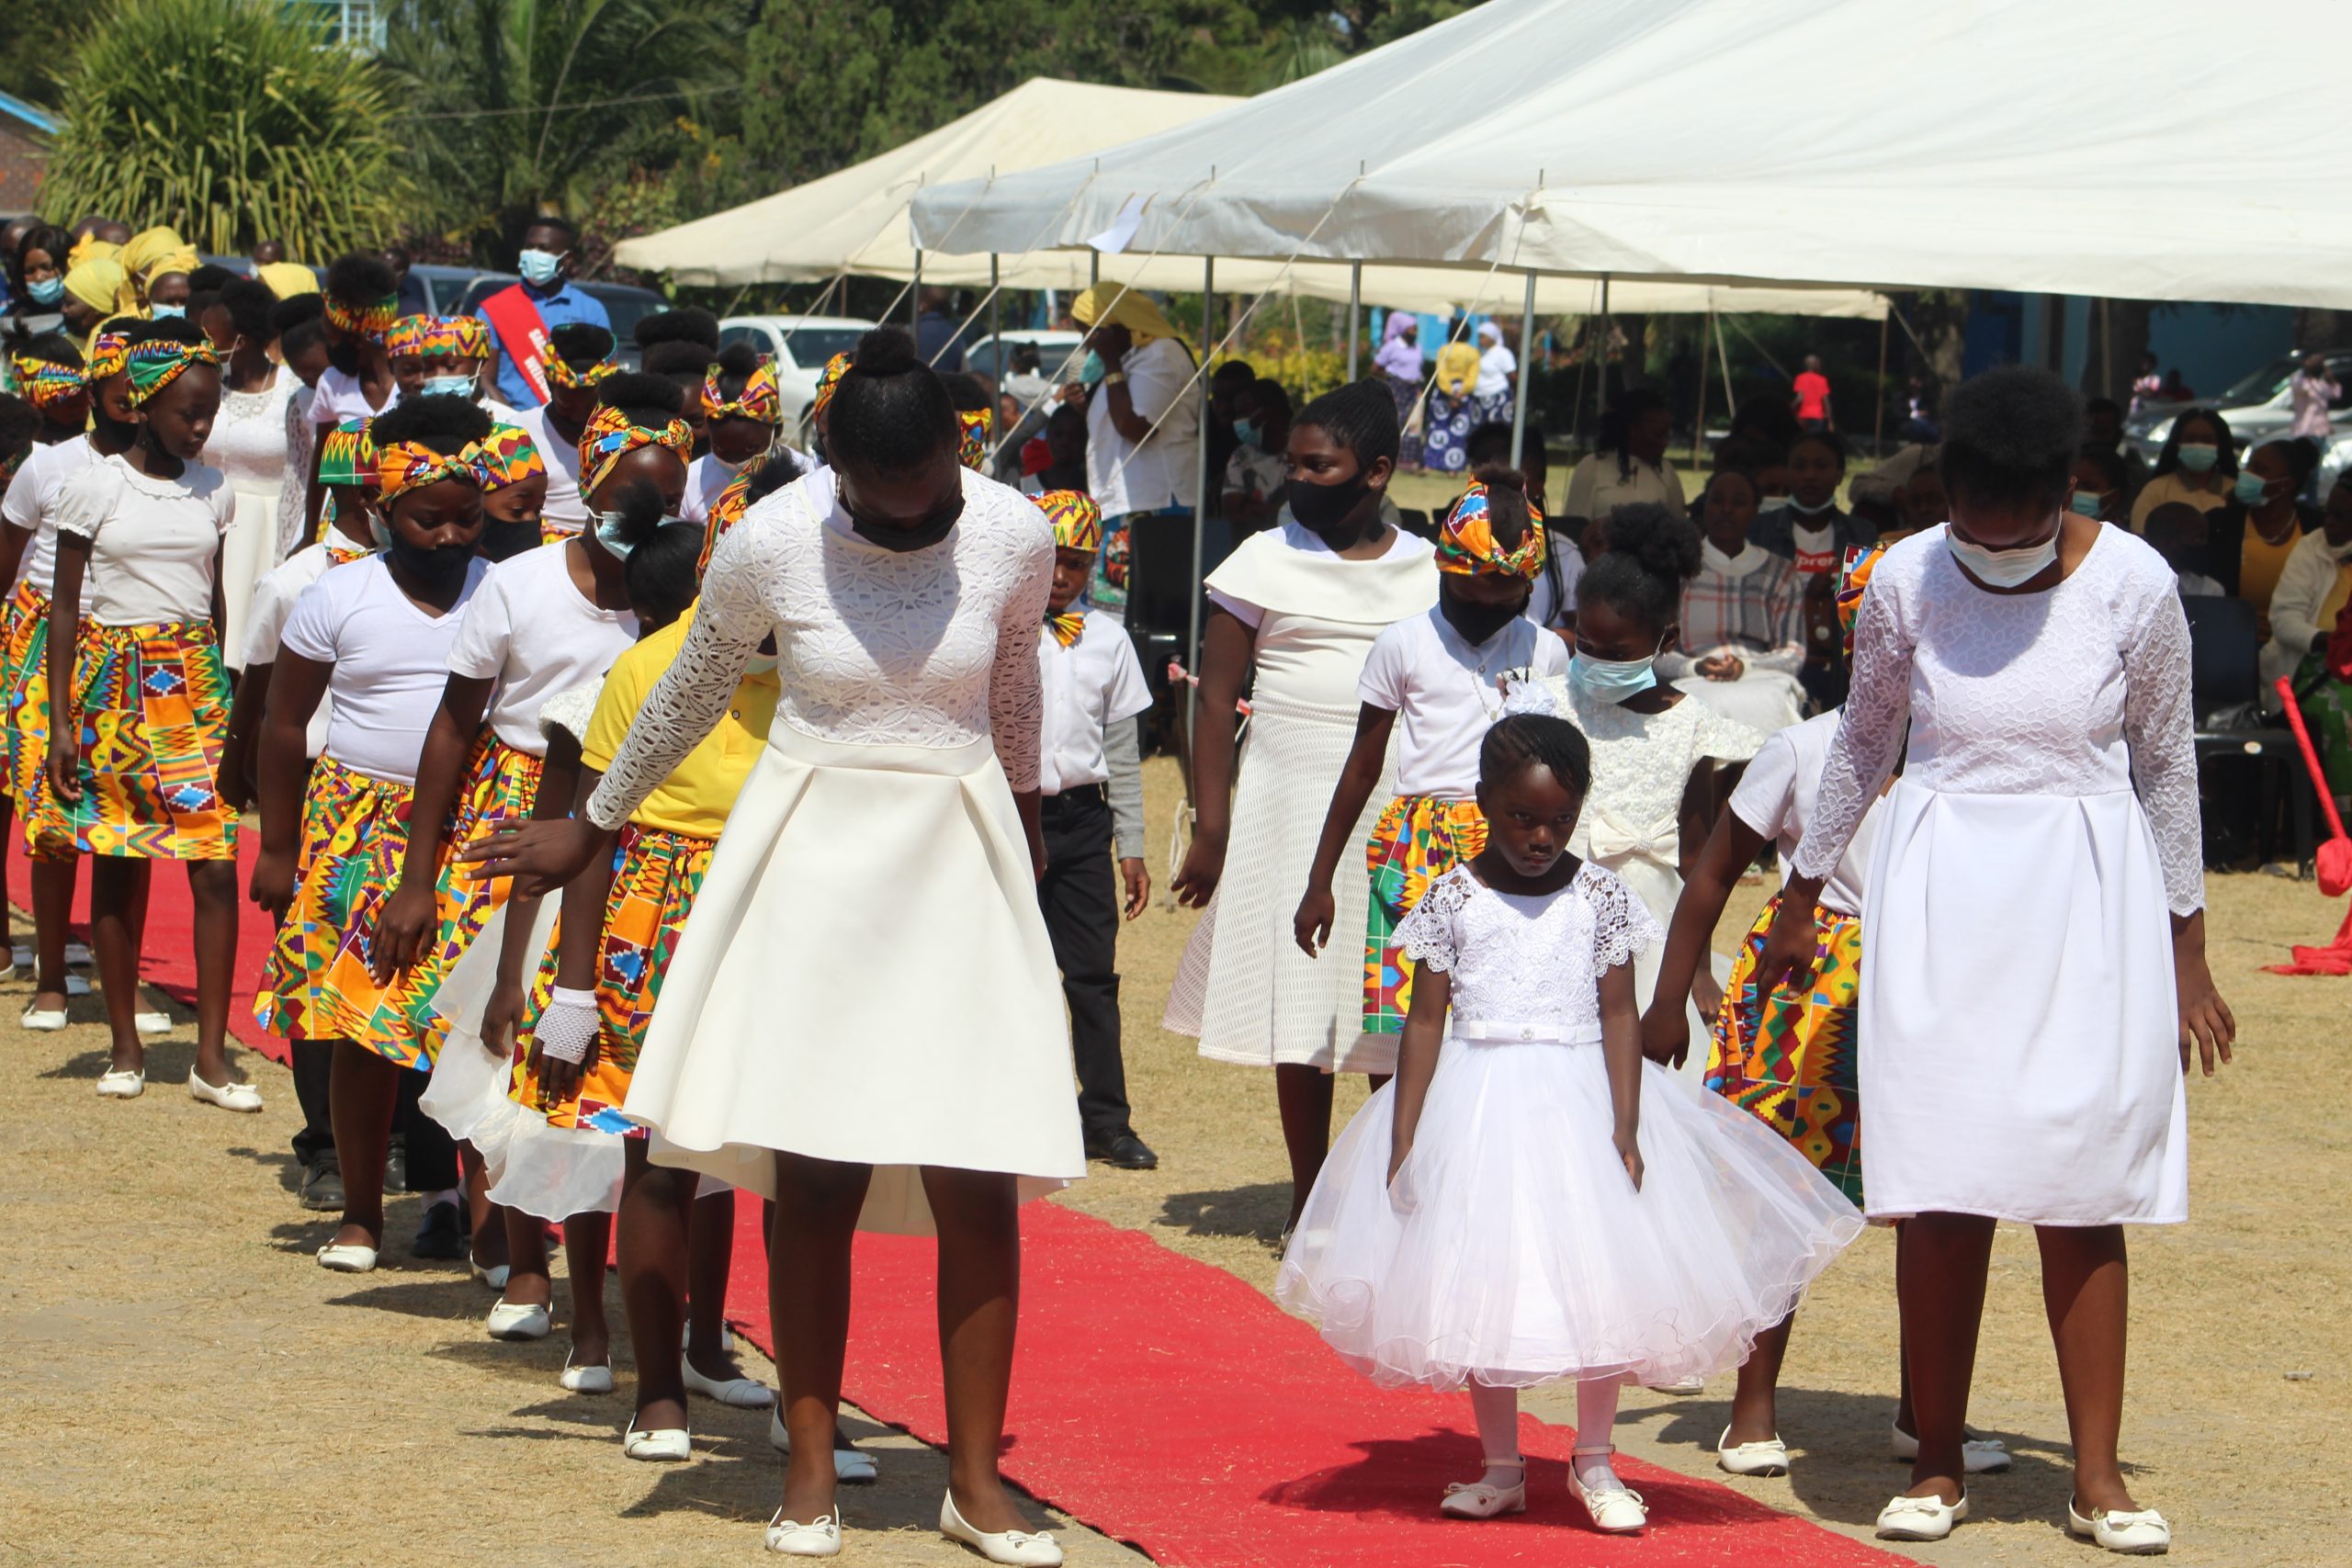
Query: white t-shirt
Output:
[[1357, 606, 1570, 799], [2, 436, 100, 595], [445, 539, 638, 754], [1728, 706, 1883, 918], [311, 362, 397, 425], [52, 455, 232, 626], [244, 538, 376, 758], [283, 554, 488, 784], [681, 450, 743, 525], [1085, 334, 1200, 518], [1037, 611, 1153, 795], [515, 402, 586, 530]]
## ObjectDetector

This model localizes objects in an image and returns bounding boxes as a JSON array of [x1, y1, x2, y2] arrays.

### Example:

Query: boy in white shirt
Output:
[[1033, 491, 1159, 1168]]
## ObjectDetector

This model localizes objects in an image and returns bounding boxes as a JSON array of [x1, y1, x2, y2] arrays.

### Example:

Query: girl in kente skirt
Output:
[[1294, 468, 1567, 1063], [367, 374, 685, 1064], [37, 319, 252, 1108], [249, 393, 495, 1272]]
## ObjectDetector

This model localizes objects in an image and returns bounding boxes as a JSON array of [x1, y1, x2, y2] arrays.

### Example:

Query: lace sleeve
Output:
[[1794, 558, 1910, 880], [2121, 576, 2207, 915], [1395, 868, 1471, 974], [1579, 863, 1663, 969], [989, 513, 1052, 793], [583, 521, 767, 829]]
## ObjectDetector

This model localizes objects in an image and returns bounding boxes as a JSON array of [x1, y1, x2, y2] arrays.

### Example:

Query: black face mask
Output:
[[479, 519, 541, 563], [391, 537, 476, 592], [1439, 589, 1524, 647], [1286, 471, 1373, 534], [846, 490, 966, 553]]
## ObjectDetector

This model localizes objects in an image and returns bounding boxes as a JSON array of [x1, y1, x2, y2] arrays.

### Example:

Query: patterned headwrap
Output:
[[324, 290, 400, 342], [317, 418, 379, 493], [956, 407, 992, 471], [1435, 479, 1547, 580], [1034, 490, 1103, 554], [578, 402, 694, 500], [384, 316, 429, 357], [542, 341, 617, 391], [375, 439, 489, 506], [808, 352, 853, 421], [1837, 541, 1889, 660], [421, 316, 492, 361], [85, 328, 133, 384], [123, 338, 220, 407], [10, 354, 87, 412], [700, 359, 782, 425], [474, 423, 547, 491]]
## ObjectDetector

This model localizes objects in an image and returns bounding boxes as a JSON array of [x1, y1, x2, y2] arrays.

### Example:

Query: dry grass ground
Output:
[[0, 755, 2340, 1566]]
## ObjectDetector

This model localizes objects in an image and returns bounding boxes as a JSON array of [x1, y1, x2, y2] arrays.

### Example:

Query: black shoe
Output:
[[413, 1199, 466, 1259], [1085, 1131, 1159, 1170], [299, 1159, 345, 1213], [384, 1135, 407, 1195]]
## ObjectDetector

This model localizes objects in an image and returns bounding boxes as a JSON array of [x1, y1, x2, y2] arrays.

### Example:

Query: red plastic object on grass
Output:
[[2274, 678, 2352, 896]]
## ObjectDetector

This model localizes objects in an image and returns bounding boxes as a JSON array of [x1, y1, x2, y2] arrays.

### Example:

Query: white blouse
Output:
[[53, 455, 232, 626], [208, 371, 296, 498], [1396, 862, 1658, 1040]]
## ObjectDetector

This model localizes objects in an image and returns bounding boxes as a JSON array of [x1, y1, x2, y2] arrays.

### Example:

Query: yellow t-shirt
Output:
[[2129, 470, 2230, 533], [2237, 518, 2301, 639], [579, 609, 776, 840]]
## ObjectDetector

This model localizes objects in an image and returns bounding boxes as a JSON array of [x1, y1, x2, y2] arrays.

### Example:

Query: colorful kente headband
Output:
[[542, 342, 617, 390], [10, 355, 86, 412], [1034, 490, 1102, 554], [123, 338, 220, 407], [324, 292, 401, 342], [421, 316, 492, 361], [1435, 480, 1546, 581], [85, 330, 134, 383], [579, 402, 693, 499], [317, 418, 379, 493], [474, 423, 547, 492], [957, 407, 991, 471], [376, 439, 489, 505], [808, 352, 852, 421], [700, 359, 782, 425], [384, 316, 429, 357]]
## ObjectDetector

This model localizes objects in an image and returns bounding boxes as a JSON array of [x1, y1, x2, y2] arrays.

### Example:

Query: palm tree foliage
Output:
[[40, 0, 413, 259]]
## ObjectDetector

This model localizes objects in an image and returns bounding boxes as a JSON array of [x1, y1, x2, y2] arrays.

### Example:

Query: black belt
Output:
[[1042, 783, 1106, 808]]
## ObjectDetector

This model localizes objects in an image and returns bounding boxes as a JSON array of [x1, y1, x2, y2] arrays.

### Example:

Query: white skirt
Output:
[[416, 897, 556, 1173], [620, 728, 1085, 1235], [1169, 694, 1400, 1074], [1276, 1037, 1861, 1389], [221, 486, 285, 671], [1860, 782, 2188, 1225], [1674, 669, 1805, 735]]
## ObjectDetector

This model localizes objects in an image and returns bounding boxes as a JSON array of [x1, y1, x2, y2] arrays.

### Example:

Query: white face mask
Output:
[[1946, 522, 2059, 588], [423, 374, 476, 399]]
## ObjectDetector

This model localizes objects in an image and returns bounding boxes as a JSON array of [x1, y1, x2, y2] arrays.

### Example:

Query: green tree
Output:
[[0, 0, 80, 112], [40, 0, 413, 259]]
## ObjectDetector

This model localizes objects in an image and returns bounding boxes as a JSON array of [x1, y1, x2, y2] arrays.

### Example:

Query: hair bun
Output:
[[852, 327, 919, 377], [1470, 462, 1527, 494]]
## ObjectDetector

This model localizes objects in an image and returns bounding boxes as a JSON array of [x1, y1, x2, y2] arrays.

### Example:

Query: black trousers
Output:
[[1037, 787, 1131, 1140], [290, 1038, 459, 1192]]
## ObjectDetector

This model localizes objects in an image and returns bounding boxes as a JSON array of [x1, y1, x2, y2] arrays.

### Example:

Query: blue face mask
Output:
[[1080, 350, 1105, 387], [1567, 645, 1661, 705], [593, 508, 686, 559], [517, 248, 565, 288], [28, 276, 65, 307], [149, 303, 186, 320], [2069, 489, 2108, 518], [2176, 442, 2220, 473], [423, 374, 476, 399], [1233, 417, 1261, 449], [2233, 468, 2274, 505]]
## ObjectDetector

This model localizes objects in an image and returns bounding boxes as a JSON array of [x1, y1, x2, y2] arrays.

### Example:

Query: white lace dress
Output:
[[585, 467, 1084, 1235], [207, 369, 297, 667], [1275, 863, 1861, 1389], [1794, 525, 2202, 1225]]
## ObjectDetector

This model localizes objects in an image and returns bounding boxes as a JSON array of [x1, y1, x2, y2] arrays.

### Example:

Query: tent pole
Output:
[[989, 252, 1002, 390], [1692, 310, 1712, 467], [1593, 273, 1611, 437], [1090, 250, 1100, 288], [1186, 255, 1216, 759], [1714, 313, 1735, 413], [910, 250, 923, 334], [1874, 308, 1889, 456], [1346, 262, 1363, 379], [1510, 270, 1538, 468]]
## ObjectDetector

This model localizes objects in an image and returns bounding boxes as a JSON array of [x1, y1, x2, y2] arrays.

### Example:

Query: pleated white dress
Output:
[[208, 371, 296, 668], [1276, 863, 1860, 1389], [1165, 522, 1437, 1075], [1794, 526, 2203, 1225], [594, 468, 1085, 1235]]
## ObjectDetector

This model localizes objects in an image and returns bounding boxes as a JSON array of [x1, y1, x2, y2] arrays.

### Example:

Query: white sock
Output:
[[1574, 1378, 1623, 1489], [1468, 1382, 1523, 1483]]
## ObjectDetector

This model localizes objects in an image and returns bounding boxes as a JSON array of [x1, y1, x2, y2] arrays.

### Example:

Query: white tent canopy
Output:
[[616, 76, 1882, 319], [908, 0, 2352, 310]]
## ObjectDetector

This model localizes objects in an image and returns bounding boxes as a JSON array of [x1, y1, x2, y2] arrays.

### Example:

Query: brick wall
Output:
[[0, 125, 49, 218]]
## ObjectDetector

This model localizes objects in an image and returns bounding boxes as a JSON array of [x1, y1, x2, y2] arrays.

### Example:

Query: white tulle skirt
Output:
[[221, 486, 284, 671], [1275, 1036, 1862, 1390], [416, 897, 555, 1174]]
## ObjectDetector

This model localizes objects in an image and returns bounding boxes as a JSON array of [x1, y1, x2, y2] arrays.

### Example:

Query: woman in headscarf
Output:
[[1373, 314, 1424, 471], [118, 228, 190, 310], [1066, 282, 1200, 616], [60, 257, 126, 348]]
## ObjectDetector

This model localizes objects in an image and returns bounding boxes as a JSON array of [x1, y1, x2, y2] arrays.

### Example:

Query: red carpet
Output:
[[18, 838, 1901, 1564]]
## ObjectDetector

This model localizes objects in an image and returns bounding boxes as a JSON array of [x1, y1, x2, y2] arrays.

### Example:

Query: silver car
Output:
[[2127, 349, 2352, 463]]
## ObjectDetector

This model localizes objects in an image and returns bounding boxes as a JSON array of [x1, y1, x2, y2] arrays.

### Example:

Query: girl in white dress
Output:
[[1279, 705, 1860, 1534], [198, 278, 294, 668], [465, 329, 1082, 1564], [1754, 367, 2235, 1552], [1168, 381, 1437, 1235]]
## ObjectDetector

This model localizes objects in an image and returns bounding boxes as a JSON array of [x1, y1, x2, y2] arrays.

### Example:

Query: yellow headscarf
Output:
[[119, 227, 188, 282], [1069, 282, 1182, 347], [67, 234, 119, 269], [64, 256, 127, 319], [257, 261, 318, 301]]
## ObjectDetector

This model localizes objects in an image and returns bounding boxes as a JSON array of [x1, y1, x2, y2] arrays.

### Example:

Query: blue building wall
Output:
[[1962, 291, 2296, 399]]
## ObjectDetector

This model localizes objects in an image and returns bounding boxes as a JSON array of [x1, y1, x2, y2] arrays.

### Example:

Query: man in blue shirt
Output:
[[474, 214, 609, 408], [915, 286, 969, 373]]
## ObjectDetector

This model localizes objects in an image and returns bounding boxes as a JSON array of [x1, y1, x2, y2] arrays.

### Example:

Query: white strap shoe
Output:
[[768, 1408, 880, 1483], [1571, 1448, 1648, 1534], [485, 1300, 551, 1341], [1438, 1472, 1526, 1518], [2069, 1499, 2171, 1554], [20, 1003, 67, 1032], [560, 1356, 615, 1394], [136, 1010, 172, 1036], [763, 1508, 842, 1557], [316, 1241, 378, 1272], [187, 1069, 263, 1112], [622, 1420, 691, 1462], [1649, 1374, 1707, 1395], [96, 1067, 144, 1099], [682, 1358, 775, 1408], [469, 1259, 510, 1291], [1716, 1426, 1792, 1476], [1876, 1490, 1969, 1540], [1890, 1420, 2012, 1472], [940, 1492, 1062, 1565]]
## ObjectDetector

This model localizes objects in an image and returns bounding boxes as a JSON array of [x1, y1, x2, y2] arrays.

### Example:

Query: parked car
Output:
[[455, 274, 670, 372], [718, 315, 881, 429], [2127, 348, 2352, 463], [960, 329, 1087, 389], [407, 263, 502, 316]]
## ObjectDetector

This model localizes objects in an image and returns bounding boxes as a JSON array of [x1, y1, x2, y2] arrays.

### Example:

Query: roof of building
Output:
[[0, 90, 59, 138]]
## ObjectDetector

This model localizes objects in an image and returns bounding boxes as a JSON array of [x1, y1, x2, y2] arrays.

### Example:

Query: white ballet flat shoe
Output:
[[1649, 1373, 1707, 1395], [560, 1356, 615, 1394], [1439, 1472, 1527, 1518], [1876, 1490, 1969, 1541], [485, 1300, 551, 1341], [764, 1508, 842, 1557], [769, 1408, 880, 1483], [19, 1003, 67, 1032], [1571, 1457, 1649, 1535], [95, 1067, 144, 1099], [316, 1241, 378, 1272], [2069, 1499, 2171, 1554], [1891, 1421, 2013, 1473], [1716, 1427, 1792, 1477], [621, 1420, 691, 1462], [682, 1358, 775, 1408], [136, 1010, 172, 1035], [940, 1492, 1062, 1566], [0, 961, 15, 984], [469, 1259, 510, 1291], [187, 1069, 263, 1112]]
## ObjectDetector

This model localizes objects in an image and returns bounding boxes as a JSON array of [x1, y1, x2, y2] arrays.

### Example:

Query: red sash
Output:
[[479, 284, 552, 404]]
